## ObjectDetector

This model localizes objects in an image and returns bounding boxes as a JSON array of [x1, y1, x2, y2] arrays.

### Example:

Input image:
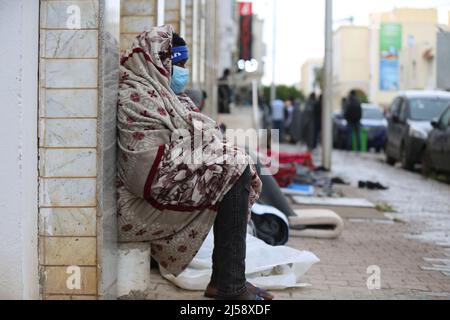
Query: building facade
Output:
[[400, 25, 450, 92], [332, 26, 370, 111], [301, 58, 323, 97], [329, 8, 448, 108], [368, 8, 439, 106]]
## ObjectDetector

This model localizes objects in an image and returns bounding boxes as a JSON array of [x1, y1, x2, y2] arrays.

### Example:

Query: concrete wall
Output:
[[301, 59, 323, 96], [333, 26, 370, 110], [400, 41, 436, 90], [436, 29, 450, 90], [0, 0, 40, 300]]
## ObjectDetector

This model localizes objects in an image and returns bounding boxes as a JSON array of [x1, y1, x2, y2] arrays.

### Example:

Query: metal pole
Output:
[[180, 0, 186, 38], [252, 79, 259, 130], [192, 0, 199, 85], [270, 0, 277, 104], [322, 0, 333, 170], [157, 0, 165, 26]]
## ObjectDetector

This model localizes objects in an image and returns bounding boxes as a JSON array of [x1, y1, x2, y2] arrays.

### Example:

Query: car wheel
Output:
[[386, 153, 396, 166], [401, 144, 414, 171], [421, 150, 432, 176], [385, 141, 395, 165]]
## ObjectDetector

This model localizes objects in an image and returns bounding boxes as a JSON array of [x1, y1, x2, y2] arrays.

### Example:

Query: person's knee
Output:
[[235, 165, 252, 191], [243, 165, 252, 180]]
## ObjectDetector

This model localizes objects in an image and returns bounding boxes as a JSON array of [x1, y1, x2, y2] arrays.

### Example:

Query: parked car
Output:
[[423, 105, 450, 175], [332, 112, 347, 150], [332, 104, 387, 152], [385, 91, 450, 170]]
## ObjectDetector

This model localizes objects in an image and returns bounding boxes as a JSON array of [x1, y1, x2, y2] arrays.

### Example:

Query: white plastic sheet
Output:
[[160, 231, 320, 291]]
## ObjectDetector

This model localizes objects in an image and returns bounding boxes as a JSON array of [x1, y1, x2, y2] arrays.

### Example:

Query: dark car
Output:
[[332, 104, 387, 152], [332, 112, 347, 150], [385, 91, 450, 170], [423, 105, 450, 175]]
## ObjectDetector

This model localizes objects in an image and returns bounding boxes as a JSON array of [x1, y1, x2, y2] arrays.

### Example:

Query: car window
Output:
[[439, 107, 450, 129], [409, 98, 450, 121], [363, 108, 384, 120]]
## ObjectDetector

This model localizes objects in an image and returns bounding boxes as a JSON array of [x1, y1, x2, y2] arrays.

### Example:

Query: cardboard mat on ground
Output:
[[290, 196, 388, 220]]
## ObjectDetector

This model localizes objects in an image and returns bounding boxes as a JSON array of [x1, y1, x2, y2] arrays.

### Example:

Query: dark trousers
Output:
[[314, 119, 321, 149], [347, 123, 361, 151], [211, 166, 251, 297], [273, 120, 285, 143]]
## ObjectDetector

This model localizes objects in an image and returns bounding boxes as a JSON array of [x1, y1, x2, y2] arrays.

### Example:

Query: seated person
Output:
[[116, 25, 272, 300]]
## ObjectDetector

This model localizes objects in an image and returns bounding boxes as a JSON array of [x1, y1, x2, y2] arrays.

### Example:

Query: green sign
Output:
[[380, 24, 402, 53], [380, 24, 402, 91]]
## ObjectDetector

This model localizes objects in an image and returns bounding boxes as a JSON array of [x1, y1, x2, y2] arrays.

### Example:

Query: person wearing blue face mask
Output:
[[117, 28, 270, 301], [170, 34, 190, 94]]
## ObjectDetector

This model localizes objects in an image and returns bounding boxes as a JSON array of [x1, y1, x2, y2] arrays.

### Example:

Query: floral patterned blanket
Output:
[[116, 25, 261, 276]]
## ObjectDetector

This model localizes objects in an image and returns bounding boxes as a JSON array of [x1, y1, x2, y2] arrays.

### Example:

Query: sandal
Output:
[[215, 288, 265, 300], [204, 282, 274, 300]]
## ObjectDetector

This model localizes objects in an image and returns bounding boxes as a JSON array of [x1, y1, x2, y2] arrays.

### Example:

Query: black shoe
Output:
[[366, 181, 377, 190], [374, 182, 389, 190], [332, 177, 349, 185]]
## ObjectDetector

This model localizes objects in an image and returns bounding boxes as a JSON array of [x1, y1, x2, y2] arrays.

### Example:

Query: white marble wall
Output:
[[38, 0, 120, 300]]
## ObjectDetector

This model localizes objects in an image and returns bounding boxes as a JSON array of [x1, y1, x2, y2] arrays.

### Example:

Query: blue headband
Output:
[[171, 45, 189, 64]]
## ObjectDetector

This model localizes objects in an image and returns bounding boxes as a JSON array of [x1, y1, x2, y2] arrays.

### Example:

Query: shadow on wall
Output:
[[98, 27, 120, 299]]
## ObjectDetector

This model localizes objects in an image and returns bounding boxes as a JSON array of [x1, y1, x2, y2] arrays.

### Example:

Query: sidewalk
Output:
[[145, 108, 450, 300]]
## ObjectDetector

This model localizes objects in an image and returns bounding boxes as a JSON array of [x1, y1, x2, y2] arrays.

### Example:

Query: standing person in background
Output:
[[289, 98, 303, 144], [185, 89, 204, 111], [303, 93, 317, 151], [271, 99, 285, 143], [218, 69, 231, 114], [258, 95, 270, 130], [341, 97, 347, 115], [344, 90, 362, 151], [313, 94, 323, 149], [284, 99, 294, 143]]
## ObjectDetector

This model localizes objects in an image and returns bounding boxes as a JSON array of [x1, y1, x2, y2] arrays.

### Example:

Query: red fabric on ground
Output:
[[276, 151, 315, 170], [272, 151, 315, 187], [258, 150, 315, 187], [273, 164, 297, 188]]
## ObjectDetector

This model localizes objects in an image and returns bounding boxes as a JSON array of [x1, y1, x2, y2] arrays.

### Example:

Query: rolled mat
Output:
[[289, 209, 345, 239]]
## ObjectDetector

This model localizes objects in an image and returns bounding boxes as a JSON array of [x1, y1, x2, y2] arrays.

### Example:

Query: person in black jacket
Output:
[[313, 94, 323, 149], [344, 90, 362, 151], [218, 69, 231, 114]]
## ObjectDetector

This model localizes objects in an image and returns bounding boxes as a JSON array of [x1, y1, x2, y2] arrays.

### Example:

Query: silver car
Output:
[[385, 90, 450, 170]]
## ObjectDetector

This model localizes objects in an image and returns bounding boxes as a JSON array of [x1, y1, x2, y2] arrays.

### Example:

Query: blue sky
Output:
[[251, 0, 450, 86]]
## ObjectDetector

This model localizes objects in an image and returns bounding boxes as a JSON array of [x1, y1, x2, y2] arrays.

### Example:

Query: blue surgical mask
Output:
[[170, 65, 190, 94]]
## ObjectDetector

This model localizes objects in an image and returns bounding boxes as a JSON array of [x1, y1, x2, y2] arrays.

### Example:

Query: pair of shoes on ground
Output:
[[331, 177, 349, 185], [358, 181, 388, 190]]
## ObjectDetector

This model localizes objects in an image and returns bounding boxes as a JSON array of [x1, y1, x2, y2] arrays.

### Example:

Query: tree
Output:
[[313, 66, 324, 92], [263, 85, 305, 103]]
